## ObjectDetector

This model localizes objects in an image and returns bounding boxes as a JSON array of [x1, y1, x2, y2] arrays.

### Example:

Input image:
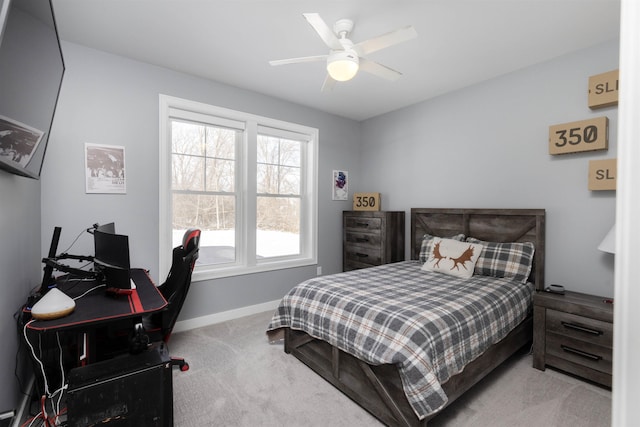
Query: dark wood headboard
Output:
[[411, 208, 546, 291]]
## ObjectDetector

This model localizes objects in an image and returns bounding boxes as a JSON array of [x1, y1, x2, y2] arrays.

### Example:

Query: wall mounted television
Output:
[[0, 0, 65, 179]]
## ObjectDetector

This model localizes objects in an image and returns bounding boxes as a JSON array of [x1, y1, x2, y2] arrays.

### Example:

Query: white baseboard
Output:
[[172, 299, 281, 334]]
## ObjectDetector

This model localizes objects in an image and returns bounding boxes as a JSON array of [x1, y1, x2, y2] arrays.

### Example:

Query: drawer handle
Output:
[[561, 345, 602, 361], [356, 222, 369, 227], [561, 321, 603, 336], [356, 253, 369, 258], [355, 238, 369, 243]]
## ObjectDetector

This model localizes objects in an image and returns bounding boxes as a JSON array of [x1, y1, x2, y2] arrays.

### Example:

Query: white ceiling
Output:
[[51, 0, 620, 121]]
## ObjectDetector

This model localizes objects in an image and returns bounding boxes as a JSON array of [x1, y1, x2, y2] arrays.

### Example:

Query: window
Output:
[[159, 95, 318, 280], [256, 129, 303, 258]]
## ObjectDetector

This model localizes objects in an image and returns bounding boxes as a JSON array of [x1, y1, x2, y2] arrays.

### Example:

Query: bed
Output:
[[267, 208, 545, 426]]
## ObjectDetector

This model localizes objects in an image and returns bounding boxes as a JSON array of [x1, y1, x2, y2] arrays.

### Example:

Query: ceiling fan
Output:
[[269, 13, 417, 91]]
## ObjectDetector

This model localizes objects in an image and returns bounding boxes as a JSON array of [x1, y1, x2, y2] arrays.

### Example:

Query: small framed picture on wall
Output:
[[85, 143, 126, 194], [332, 170, 348, 201]]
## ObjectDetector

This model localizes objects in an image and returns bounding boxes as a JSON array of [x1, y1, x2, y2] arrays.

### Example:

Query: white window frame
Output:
[[159, 94, 318, 281]]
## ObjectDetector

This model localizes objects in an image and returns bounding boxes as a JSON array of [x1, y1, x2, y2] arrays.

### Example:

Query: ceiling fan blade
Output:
[[321, 74, 336, 91], [353, 25, 417, 57], [359, 58, 402, 81], [303, 13, 343, 50], [269, 55, 327, 66]]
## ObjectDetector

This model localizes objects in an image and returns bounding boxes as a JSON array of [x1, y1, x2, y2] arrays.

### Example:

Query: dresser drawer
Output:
[[546, 309, 612, 348], [344, 216, 382, 231], [546, 332, 612, 375], [342, 211, 404, 272], [344, 245, 381, 266], [345, 231, 381, 248], [344, 260, 377, 271]]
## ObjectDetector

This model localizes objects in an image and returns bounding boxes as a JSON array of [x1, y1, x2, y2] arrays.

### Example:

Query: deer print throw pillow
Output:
[[419, 233, 466, 263], [421, 238, 484, 279]]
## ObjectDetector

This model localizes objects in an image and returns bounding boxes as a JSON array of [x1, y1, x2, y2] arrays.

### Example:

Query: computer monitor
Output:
[[93, 226, 131, 290], [95, 222, 116, 234]]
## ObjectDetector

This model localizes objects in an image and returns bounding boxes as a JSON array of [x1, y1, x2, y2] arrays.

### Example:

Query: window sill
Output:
[[191, 257, 317, 282]]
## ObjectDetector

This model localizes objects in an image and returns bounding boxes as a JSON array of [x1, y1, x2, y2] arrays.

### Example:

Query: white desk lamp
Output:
[[598, 224, 615, 303], [598, 224, 616, 254]]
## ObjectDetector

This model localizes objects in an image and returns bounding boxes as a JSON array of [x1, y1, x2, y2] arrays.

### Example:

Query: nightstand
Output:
[[533, 290, 613, 387], [343, 211, 405, 271]]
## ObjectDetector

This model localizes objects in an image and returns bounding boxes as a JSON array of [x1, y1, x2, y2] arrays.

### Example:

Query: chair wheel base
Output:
[[170, 357, 189, 372]]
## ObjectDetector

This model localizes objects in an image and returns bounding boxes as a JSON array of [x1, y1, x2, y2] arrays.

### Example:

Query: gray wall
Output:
[[0, 175, 41, 412], [40, 42, 362, 322], [360, 39, 619, 297], [0, 1, 59, 411]]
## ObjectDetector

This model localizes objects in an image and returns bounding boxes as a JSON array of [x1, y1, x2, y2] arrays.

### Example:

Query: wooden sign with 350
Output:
[[549, 116, 608, 155], [353, 193, 380, 211]]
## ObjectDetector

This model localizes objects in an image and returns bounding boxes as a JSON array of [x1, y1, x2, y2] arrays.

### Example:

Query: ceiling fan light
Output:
[[327, 51, 359, 81]]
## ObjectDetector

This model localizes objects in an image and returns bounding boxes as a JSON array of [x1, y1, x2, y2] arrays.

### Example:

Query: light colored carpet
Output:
[[170, 311, 611, 426]]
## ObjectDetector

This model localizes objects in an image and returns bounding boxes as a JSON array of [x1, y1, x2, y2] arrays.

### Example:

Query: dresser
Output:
[[533, 290, 613, 387], [342, 211, 405, 271]]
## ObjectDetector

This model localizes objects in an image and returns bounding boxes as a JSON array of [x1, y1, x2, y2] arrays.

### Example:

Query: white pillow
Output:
[[419, 233, 465, 263], [421, 238, 484, 279]]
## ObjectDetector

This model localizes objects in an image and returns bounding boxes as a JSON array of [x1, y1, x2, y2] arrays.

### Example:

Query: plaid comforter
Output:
[[267, 260, 534, 419]]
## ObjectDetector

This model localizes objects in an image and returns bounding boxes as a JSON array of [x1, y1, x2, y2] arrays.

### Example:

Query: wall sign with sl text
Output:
[[588, 158, 616, 191], [588, 69, 618, 109], [353, 192, 381, 211], [548, 116, 608, 155]]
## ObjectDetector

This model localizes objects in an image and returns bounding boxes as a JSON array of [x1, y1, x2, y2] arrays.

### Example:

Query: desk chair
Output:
[[141, 228, 201, 370], [145, 228, 201, 339], [99, 229, 201, 369]]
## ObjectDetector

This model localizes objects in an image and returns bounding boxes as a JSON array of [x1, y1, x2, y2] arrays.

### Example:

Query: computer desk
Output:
[[26, 268, 167, 364]]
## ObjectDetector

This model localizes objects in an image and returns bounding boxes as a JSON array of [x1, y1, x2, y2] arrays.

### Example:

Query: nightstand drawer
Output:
[[344, 216, 382, 231], [546, 332, 612, 375], [546, 309, 612, 348], [345, 231, 381, 248]]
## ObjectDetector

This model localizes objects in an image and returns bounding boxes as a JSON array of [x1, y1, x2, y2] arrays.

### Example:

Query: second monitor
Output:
[[93, 223, 131, 291]]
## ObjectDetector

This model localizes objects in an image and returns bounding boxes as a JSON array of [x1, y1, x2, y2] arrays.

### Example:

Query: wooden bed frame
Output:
[[283, 208, 546, 426]]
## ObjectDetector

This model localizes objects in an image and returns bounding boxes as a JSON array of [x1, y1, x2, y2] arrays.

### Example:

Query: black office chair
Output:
[[140, 228, 201, 370], [95, 228, 200, 368]]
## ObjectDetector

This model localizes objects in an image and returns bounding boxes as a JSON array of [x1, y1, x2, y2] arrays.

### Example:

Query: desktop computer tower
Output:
[[67, 343, 173, 426]]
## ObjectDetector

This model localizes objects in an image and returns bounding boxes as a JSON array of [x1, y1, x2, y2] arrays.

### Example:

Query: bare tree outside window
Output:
[[171, 120, 238, 265], [256, 134, 302, 257]]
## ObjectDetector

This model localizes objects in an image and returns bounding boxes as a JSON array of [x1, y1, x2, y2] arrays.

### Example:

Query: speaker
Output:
[[67, 343, 173, 426]]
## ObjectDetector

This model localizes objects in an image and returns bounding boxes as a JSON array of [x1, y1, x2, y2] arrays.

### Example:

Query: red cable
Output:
[[40, 395, 52, 427]]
